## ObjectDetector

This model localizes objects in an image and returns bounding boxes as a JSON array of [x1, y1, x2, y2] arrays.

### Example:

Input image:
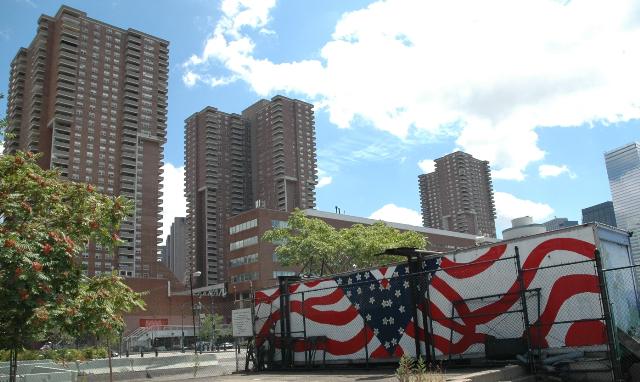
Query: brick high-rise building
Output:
[[184, 107, 251, 287], [4, 6, 169, 278], [242, 96, 317, 211], [418, 151, 496, 238], [185, 96, 317, 287]]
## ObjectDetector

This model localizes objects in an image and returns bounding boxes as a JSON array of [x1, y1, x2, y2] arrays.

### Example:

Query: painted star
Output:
[[382, 317, 388, 325], [369, 296, 375, 304], [346, 290, 352, 297], [357, 287, 362, 295], [403, 280, 410, 289], [395, 290, 402, 298], [364, 273, 370, 279], [399, 305, 405, 313], [355, 303, 360, 310], [398, 328, 405, 335], [373, 328, 379, 336], [337, 278, 343, 285], [366, 314, 372, 321], [389, 317, 395, 325], [391, 338, 398, 346], [356, 273, 362, 281], [384, 341, 390, 349], [347, 277, 353, 285], [369, 283, 376, 291], [393, 271, 399, 278]]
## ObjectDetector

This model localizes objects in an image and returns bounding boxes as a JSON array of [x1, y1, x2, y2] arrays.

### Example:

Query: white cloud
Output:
[[494, 191, 554, 235], [160, 163, 186, 244], [315, 168, 333, 189], [369, 204, 423, 227], [317, 176, 332, 188], [185, 0, 640, 180], [538, 164, 577, 179], [182, 71, 200, 87], [417, 159, 435, 174]]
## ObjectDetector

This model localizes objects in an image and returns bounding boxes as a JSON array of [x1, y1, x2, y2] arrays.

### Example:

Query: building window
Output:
[[229, 253, 258, 268], [271, 220, 288, 228], [231, 271, 259, 283], [229, 236, 258, 251], [229, 219, 258, 235]]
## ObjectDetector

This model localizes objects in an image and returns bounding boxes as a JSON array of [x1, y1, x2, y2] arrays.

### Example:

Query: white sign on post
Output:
[[232, 308, 253, 337]]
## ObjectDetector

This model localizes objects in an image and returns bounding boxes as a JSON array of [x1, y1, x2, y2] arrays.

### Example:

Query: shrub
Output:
[[396, 356, 445, 382]]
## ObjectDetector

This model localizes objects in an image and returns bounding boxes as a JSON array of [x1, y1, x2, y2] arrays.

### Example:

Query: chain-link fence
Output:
[[5, 242, 640, 381], [602, 263, 640, 380], [249, 246, 640, 382]]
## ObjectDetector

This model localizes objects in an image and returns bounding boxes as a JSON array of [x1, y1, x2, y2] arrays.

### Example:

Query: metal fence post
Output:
[[421, 269, 433, 363], [408, 258, 422, 358], [594, 249, 623, 381], [514, 246, 534, 373]]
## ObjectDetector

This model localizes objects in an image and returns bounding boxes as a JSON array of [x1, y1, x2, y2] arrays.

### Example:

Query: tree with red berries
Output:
[[0, 150, 136, 381], [59, 274, 145, 380]]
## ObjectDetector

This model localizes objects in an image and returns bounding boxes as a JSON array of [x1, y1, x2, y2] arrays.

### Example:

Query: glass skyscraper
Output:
[[605, 142, 640, 265]]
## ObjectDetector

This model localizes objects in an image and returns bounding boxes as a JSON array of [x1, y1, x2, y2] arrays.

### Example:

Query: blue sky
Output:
[[1, 0, 639, 240]]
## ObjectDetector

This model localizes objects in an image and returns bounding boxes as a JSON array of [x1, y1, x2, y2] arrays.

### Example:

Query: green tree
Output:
[[0, 150, 132, 381], [58, 274, 145, 381], [199, 313, 231, 346], [263, 209, 427, 275]]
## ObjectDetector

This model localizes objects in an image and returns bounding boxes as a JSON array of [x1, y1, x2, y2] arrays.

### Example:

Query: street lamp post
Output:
[[180, 309, 184, 352], [189, 270, 202, 355]]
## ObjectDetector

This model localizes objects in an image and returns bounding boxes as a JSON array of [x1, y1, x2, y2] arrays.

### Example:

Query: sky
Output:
[[1, 0, 639, 241]]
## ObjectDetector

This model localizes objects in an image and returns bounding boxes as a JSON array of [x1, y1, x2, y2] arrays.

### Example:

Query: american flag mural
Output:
[[254, 226, 615, 364]]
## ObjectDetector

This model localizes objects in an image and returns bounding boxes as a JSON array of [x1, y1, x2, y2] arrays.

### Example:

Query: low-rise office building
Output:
[[225, 208, 484, 296]]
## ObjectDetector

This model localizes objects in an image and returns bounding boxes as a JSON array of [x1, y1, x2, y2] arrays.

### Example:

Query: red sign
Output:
[[139, 318, 168, 327]]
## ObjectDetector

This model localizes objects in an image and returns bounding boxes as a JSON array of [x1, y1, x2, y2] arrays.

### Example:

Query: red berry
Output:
[[32, 261, 43, 272], [42, 243, 52, 255]]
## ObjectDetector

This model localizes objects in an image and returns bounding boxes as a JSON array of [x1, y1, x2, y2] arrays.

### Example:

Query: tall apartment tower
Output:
[[243, 96, 317, 211], [4, 6, 168, 278], [185, 96, 317, 286], [184, 107, 252, 286], [605, 142, 640, 264], [418, 151, 496, 238]]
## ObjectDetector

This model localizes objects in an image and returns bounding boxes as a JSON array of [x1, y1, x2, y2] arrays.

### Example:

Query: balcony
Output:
[[125, 76, 139, 86], [58, 65, 76, 77], [54, 105, 74, 118], [124, 106, 138, 115], [57, 81, 75, 93], [125, 84, 138, 94]]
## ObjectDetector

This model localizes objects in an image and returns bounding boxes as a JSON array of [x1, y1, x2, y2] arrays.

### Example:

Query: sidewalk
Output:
[[164, 369, 470, 382]]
